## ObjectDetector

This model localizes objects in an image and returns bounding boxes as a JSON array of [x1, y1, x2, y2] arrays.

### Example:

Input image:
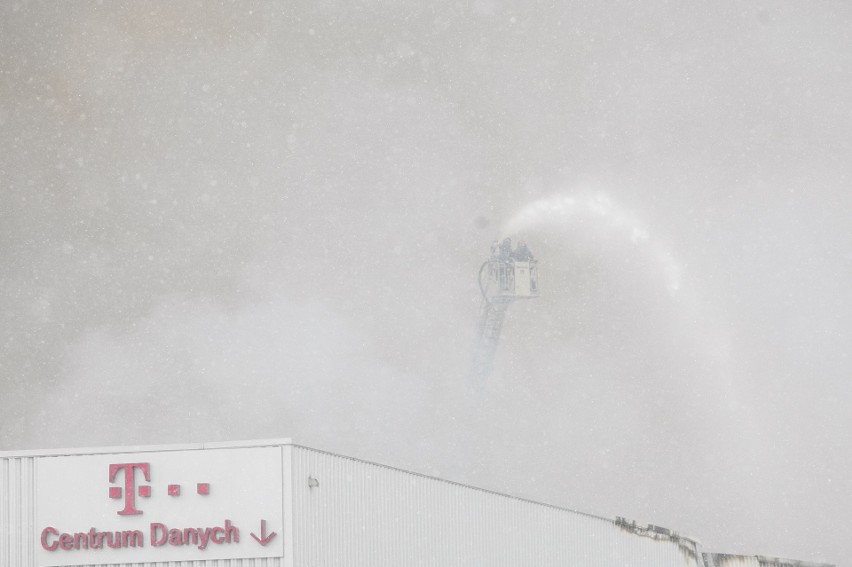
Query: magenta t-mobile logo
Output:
[[109, 463, 151, 515], [108, 462, 211, 515]]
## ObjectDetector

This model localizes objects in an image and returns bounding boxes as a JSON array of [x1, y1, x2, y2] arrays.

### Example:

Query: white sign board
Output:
[[36, 446, 283, 566]]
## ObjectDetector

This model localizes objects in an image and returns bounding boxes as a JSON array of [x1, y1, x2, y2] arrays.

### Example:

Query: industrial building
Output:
[[0, 439, 833, 567]]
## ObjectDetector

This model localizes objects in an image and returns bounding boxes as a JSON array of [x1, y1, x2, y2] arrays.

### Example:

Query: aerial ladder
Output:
[[470, 245, 539, 383]]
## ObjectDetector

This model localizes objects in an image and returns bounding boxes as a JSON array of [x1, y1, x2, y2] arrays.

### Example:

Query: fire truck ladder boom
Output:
[[470, 257, 539, 384], [472, 296, 512, 382]]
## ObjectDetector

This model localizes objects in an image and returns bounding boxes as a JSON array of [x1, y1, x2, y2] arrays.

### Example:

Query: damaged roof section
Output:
[[702, 552, 835, 567], [614, 516, 702, 562]]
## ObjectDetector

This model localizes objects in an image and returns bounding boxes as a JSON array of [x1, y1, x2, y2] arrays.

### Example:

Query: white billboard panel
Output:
[[35, 446, 283, 566]]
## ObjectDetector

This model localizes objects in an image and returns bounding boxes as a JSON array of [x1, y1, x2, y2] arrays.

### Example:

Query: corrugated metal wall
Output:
[[290, 446, 703, 567], [1, 456, 36, 567], [3, 444, 834, 567]]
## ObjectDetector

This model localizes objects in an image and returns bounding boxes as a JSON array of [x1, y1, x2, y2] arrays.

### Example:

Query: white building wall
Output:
[[1, 441, 834, 567], [289, 445, 702, 567]]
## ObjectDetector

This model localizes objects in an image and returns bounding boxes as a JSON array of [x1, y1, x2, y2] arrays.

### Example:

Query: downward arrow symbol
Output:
[[250, 519, 277, 546]]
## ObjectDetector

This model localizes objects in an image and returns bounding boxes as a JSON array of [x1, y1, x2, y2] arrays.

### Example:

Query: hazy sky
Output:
[[2, 2, 850, 565]]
